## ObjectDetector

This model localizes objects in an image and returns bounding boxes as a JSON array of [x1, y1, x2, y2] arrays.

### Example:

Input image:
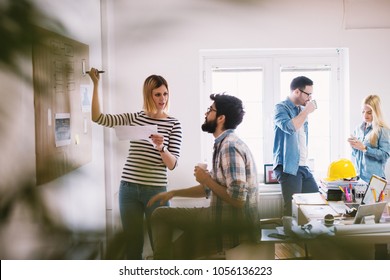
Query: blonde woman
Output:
[[348, 95, 390, 183], [88, 68, 182, 259]]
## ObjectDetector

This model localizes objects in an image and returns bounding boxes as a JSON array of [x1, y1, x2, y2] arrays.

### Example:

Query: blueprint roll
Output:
[[334, 223, 390, 236]]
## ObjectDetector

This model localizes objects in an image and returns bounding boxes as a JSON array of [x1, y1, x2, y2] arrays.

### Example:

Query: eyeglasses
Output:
[[299, 89, 312, 97], [206, 106, 217, 114]]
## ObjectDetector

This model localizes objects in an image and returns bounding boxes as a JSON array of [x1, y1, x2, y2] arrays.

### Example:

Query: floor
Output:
[[275, 243, 308, 259], [143, 232, 308, 260]]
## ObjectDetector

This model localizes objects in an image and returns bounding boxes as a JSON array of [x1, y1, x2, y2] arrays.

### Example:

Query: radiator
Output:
[[171, 191, 284, 219], [258, 192, 284, 219]]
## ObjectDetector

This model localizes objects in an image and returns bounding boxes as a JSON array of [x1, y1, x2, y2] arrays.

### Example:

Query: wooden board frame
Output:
[[33, 27, 91, 185]]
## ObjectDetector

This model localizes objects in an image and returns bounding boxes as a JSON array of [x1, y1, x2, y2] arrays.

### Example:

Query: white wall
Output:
[[106, 0, 390, 192]]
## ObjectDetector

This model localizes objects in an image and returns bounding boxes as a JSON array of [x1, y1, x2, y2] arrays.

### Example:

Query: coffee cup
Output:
[[197, 162, 208, 170], [324, 214, 335, 226]]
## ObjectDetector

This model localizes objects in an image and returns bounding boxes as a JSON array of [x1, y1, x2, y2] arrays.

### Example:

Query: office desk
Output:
[[262, 194, 390, 259], [261, 226, 390, 259], [295, 196, 390, 259], [260, 228, 310, 259]]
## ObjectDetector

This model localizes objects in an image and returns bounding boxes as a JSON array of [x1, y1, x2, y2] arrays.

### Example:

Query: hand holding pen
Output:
[[87, 67, 104, 84]]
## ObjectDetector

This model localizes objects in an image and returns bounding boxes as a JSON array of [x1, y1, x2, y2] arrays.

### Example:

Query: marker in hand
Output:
[[86, 70, 105, 73]]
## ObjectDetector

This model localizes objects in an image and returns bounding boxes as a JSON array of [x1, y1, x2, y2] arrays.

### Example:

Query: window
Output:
[[200, 49, 349, 181], [212, 68, 264, 173]]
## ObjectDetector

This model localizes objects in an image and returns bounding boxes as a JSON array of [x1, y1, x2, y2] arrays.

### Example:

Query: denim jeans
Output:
[[273, 165, 318, 216], [119, 180, 168, 259]]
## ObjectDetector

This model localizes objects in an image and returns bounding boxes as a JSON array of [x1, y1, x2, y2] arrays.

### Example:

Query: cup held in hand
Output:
[[197, 163, 208, 170]]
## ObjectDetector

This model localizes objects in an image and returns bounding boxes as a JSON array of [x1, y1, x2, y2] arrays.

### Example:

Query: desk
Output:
[[260, 228, 309, 259], [261, 226, 390, 259], [291, 195, 390, 259], [263, 194, 390, 259]]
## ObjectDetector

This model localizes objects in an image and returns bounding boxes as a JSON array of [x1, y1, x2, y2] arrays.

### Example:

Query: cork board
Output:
[[33, 27, 92, 185]]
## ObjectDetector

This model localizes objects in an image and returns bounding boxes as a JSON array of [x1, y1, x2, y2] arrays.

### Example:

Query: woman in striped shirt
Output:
[[88, 68, 182, 259]]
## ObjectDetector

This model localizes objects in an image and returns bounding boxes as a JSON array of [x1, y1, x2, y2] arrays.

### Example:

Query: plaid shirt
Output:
[[207, 129, 259, 251]]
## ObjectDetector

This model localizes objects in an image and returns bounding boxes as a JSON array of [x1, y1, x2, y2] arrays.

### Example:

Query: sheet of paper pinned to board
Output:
[[114, 125, 158, 141]]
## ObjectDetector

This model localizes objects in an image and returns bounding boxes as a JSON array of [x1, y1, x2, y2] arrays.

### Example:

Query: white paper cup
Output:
[[197, 163, 208, 170]]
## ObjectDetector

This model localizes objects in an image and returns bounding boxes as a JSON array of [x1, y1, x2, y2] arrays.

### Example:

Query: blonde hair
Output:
[[363, 95, 389, 146], [143, 75, 169, 114]]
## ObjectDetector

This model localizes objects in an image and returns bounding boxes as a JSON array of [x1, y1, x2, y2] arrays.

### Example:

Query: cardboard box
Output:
[[292, 199, 308, 225]]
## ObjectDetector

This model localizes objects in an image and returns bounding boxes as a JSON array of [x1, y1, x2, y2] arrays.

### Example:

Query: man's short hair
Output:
[[290, 76, 313, 91], [210, 93, 245, 129]]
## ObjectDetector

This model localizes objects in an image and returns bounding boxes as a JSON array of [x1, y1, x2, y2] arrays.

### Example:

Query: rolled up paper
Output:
[[334, 223, 390, 236]]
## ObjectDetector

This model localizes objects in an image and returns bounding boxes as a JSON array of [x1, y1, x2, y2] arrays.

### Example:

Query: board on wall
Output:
[[33, 27, 92, 185]]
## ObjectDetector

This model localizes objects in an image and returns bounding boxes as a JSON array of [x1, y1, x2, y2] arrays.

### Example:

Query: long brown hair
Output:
[[363, 95, 389, 146]]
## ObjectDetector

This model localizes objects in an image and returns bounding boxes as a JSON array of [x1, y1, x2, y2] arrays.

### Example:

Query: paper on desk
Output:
[[334, 223, 390, 235], [328, 201, 351, 214], [292, 192, 328, 205], [114, 125, 158, 141], [300, 205, 340, 220]]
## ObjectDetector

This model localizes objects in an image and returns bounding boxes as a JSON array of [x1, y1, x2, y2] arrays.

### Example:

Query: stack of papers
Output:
[[292, 192, 328, 205], [300, 205, 340, 220], [320, 179, 359, 188]]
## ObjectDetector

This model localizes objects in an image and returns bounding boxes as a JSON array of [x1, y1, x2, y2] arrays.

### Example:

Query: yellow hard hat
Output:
[[324, 158, 357, 181]]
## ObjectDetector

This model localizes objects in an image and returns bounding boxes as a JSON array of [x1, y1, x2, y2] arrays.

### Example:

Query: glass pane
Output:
[[211, 68, 264, 171], [280, 68, 331, 179]]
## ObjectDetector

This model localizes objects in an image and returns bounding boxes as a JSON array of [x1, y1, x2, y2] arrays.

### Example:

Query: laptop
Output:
[[352, 201, 388, 224]]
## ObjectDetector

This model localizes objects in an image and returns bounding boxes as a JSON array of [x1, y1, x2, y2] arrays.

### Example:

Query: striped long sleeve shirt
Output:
[[97, 111, 182, 187]]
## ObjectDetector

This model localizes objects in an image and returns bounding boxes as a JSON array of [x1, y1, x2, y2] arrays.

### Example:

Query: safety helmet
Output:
[[324, 158, 357, 181]]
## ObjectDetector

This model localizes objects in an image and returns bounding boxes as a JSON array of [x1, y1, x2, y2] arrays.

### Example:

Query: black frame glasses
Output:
[[206, 106, 217, 114], [299, 89, 312, 97]]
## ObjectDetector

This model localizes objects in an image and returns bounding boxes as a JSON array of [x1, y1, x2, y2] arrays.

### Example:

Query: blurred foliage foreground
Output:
[[0, 0, 124, 259]]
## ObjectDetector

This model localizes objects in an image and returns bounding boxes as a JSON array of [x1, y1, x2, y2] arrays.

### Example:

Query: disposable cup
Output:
[[197, 163, 208, 170]]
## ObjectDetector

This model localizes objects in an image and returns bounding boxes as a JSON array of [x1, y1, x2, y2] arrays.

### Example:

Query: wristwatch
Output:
[[362, 146, 367, 153], [159, 146, 167, 153]]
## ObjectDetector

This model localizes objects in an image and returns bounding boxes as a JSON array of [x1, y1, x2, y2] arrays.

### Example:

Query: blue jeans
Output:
[[273, 165, 319, 216], [119, 181, 168, 259]]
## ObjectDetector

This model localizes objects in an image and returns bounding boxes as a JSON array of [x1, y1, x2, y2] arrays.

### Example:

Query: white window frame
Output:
[[199, 48, 350, 180]]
